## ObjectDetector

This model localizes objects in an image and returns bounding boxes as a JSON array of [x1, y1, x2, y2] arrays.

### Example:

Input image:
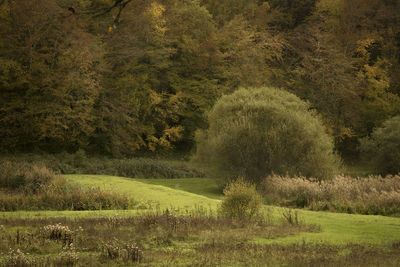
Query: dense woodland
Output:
[[1, 0, 399, 159]]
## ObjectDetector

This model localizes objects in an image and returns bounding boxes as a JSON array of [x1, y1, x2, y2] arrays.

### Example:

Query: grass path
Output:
[[1, 174, 400, 246]]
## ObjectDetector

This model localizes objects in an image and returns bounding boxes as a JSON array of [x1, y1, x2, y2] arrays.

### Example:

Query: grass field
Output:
[[2, 174, 400, 246]]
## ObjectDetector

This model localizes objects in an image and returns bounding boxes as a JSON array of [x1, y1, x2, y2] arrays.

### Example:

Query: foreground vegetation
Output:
[[1, 213, 400, 267], [3, 211, 398, 267]]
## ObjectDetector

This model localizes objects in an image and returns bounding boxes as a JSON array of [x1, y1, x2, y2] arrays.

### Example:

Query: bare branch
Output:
[[93, 0, 126, 18], [113, 0, 132, 25]]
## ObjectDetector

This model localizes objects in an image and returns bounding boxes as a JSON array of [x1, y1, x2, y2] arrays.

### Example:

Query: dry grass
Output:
[[0, 212, 398, 266], [0, 153, 204, 179], [0, 161, 133, 211], [0, 210, 316, 266], [260, 174, 400, 216]]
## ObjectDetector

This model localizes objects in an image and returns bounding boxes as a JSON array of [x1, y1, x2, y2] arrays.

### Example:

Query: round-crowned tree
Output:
[[192, 87, 340, 184], [360, 116, 400, 175]]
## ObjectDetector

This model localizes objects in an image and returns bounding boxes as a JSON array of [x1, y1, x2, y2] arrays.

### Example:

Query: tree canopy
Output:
[[1, 0, 399, 158]]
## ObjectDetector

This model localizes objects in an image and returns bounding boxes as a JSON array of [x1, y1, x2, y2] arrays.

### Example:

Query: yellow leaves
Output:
[[326, 123, 354, 140], [146, 126, 184, 151], [144, 2, 167, 40], [261, 2, 270, 11], [362, 63, 390, 93], [356, 38, 377, 58], [145, 89, 185, 151], [358, 59, 391, 99], [163, 126, 184, 143], [149, 90, 163, 106], [148, 2, 165, 20]]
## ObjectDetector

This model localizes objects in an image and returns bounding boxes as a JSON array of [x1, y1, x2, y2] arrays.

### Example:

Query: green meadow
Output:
[[3, 174, 400, 246]]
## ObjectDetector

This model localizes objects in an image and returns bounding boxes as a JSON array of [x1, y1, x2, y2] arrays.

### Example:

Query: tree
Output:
[[0, 0, 101, 152], [94, 0, 221, 156], [360, 116, 400, 175], [193, 87, 341, 184]]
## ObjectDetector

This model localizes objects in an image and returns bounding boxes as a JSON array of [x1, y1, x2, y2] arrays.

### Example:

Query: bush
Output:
[[0, 161, 54, 191], [360, 116, 400, 175], [0, 161, 133, 211], [101, 239, 143, 263], [219, 178, 262, 220], [0, 155, 205, 179], [260, 174, 400, 216], [193, 87, 340, 184], [107, 158, 204, 179], [0, 186, 133, 211]]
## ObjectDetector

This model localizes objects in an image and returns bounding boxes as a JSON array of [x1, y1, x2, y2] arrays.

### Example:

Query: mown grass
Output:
[[137, 178, 222, 199], [64, 175, 219, 210]]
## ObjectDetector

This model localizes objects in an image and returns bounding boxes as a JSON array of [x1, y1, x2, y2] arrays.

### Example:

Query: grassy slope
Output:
[[1, 174, 400, 246], [65, 175, 220, 209]]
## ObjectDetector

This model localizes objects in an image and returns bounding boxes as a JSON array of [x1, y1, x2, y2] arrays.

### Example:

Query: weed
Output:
[[0, 154, 205, 179], [6, 249, 34, 266], [101, 238, 142, 262], [261, 174, 400, 216], [42, 223, 74, 245], [282, 209, 299, 225], [55, 243, 79, 266]]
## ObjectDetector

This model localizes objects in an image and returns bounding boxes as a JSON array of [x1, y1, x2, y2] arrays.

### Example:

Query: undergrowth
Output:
[[0, 161, 134, 211], [0, 210, 398, 266], [0, 152, 204, 179], [261, 174, 400, 216]]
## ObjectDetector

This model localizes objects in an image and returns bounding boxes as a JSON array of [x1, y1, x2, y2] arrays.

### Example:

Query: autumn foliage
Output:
[[0, 0, 399, 162]]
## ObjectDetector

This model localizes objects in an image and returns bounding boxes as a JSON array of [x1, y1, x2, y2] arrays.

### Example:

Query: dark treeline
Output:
[[1, 0, 399, 158]]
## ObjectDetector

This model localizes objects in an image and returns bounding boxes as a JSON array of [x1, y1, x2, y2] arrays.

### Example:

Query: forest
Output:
[[1, 0, 399, 160], [2, 1, 400, 266]]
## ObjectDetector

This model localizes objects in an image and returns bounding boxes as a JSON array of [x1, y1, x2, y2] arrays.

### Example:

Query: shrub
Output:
[[107, 158, 203, 178], [42, 223, 74, 244], [360, 115, 400, 175], [6, 249, 34, 267], [219, 178, 262, 220], [0, 161, 133, 211], [55, 243, 79, 266], [0, 155, 205, 179], [101, 239, 142, 262], [193, 87, 340, 184], [260, 174, 400, 216], [0, 161, 54, 191]]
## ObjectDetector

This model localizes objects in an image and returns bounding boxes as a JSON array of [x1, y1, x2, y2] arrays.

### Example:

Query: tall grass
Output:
[[0, 161, 133, 211], [0, 153, 204, 179], [0, 161, 53, 191], [0, 213, 399, 266], [261, 174, 400, 216]]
